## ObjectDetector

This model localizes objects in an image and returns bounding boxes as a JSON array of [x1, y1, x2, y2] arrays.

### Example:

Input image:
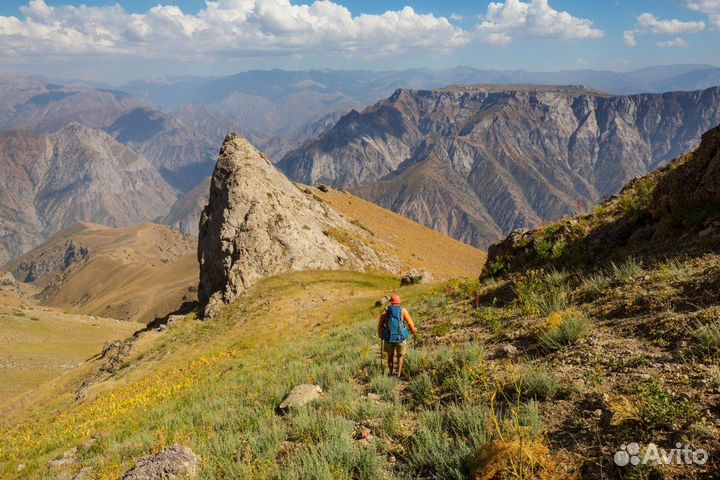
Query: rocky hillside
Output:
[[0, 124, 177, 265], [5, 223, 197, 323], [279, 85, 720, 248], [483, 122, 720, 277]]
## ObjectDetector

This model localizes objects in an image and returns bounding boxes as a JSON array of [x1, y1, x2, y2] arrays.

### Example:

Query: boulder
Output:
[[197, 134, 384, 318], [121, 445, 200, 480], [277, 384, 322, 413], [400, 268, 434, 286]]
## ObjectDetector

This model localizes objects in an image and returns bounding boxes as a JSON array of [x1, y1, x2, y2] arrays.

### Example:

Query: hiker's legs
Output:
[[384, 342, 396, 374], [396, 354, 404, 378], [396, 342, 408, 378]]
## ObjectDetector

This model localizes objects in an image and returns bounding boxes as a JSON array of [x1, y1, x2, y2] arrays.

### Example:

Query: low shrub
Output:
[[536, 311, 589, 351], [636, 379, 700, 430], [690, 320, 720, 358], [369, 374, 398, 401], [516, 369, 562, 401], [610, 256, 643, 283], [409, 373, 436, 407], [514, 269, 570, 316], [581, 272, 608, 294]]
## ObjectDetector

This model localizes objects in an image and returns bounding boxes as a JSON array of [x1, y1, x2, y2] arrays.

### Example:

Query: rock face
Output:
[[197, 134, 385, 318], [652, 125, 720, 220], [279, 85, 720, 248], [0, 124, 177, 265], [122, 445, 200, 480]]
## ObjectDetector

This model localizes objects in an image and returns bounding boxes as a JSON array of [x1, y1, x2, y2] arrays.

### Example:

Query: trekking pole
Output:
[[380, 339, 385, 374]]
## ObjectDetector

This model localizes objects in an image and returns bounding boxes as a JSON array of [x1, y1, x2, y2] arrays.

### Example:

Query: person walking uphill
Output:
[[378, 294, 417, 378]]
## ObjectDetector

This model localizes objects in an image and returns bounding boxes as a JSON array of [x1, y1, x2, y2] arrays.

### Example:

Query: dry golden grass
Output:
[[6, 222, 198, 323], [314, 186, 486, 278], [0, 299, 140, 410]]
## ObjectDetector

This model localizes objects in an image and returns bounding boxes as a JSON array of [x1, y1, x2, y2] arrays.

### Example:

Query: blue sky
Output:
[[0, 0, 718, 83]]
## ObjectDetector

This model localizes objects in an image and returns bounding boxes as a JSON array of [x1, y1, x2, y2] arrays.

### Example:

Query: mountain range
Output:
[[1, 66, 720, 263], [278, 84, 720, 247]]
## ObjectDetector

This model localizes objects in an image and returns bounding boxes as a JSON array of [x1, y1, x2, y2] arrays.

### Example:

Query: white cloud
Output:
[[450, 13, 463, 22], [0, 0, 470, 60], [636, 13, 705, 34], [623, 30, 637, 46], [475, 0, 604, 45], [623, 12, 705, 47], [656, 37, 689, 48], [682, 0, 720, 28]]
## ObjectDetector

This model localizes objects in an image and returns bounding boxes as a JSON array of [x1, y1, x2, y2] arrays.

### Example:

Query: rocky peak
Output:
[[197, 134, 385, 318]]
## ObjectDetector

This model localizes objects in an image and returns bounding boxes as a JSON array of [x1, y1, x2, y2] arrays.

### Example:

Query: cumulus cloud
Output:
[[0, 0, 608, 63], [623, 30, 638, 46], [635, 13, 705, 34], [0, 0, 469, 60], [624, 12, 705, 47], [475, 0, 604, 45], [682, 0, 720, 28], [656, 37, 689, 48]]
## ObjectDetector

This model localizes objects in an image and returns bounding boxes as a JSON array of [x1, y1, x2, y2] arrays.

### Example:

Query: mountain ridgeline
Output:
[[279, 85, 720, 248]]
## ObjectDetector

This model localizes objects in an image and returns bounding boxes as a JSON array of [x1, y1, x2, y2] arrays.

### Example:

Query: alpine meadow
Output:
[[1, 1, 720, 479]]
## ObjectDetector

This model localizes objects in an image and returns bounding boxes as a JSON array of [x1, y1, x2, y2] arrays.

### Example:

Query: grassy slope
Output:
[[0, 296, 140, 411], [314, 186, 486, 278], [5, 223, 198, 324]]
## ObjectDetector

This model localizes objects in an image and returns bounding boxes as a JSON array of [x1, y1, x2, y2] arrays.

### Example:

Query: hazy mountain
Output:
[[106, 107, 218, 192], [0, 76, 150, 133], [279, 85, 720, 248], [0, 124, 177, 265]]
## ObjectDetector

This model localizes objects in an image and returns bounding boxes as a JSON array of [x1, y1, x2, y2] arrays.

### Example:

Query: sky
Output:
[[0, 0, 718, 83]]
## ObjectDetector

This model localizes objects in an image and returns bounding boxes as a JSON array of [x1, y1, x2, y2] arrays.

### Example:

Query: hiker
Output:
[[378, 294, 417, 378]]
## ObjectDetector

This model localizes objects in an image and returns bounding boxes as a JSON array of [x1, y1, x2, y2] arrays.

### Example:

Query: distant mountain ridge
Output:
[[0, 124, 177, 265], [278, 84, 720, 248]]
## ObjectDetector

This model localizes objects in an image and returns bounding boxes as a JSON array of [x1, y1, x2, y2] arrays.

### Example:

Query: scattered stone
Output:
[[121, 445, 200, 480], [400, 268, 434, 286], [316, 184, 330, 193], [278, 384, 322, 413], [16, 464, 24, 472], [48, 447, 77, 468], [501, 344, 518, 357]]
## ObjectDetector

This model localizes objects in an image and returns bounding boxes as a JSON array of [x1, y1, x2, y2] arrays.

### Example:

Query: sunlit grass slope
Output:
[[0, 301, 140, 412], [312, 186, 486, 278]]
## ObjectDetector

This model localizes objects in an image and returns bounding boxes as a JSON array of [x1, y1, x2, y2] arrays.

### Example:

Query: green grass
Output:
[[516, 368, 563, 401], [581, 272, 608, 294], [690, 320, 720, 358], [610, 256, 643, 283], [537, 312, 589, 351], [514, 269, 570, 316], [369, 374, 398, 401], [636, 379, 700, 430]]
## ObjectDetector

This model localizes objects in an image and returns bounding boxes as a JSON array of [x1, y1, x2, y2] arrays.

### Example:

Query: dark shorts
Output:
[[384, 341, 407, 357]]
